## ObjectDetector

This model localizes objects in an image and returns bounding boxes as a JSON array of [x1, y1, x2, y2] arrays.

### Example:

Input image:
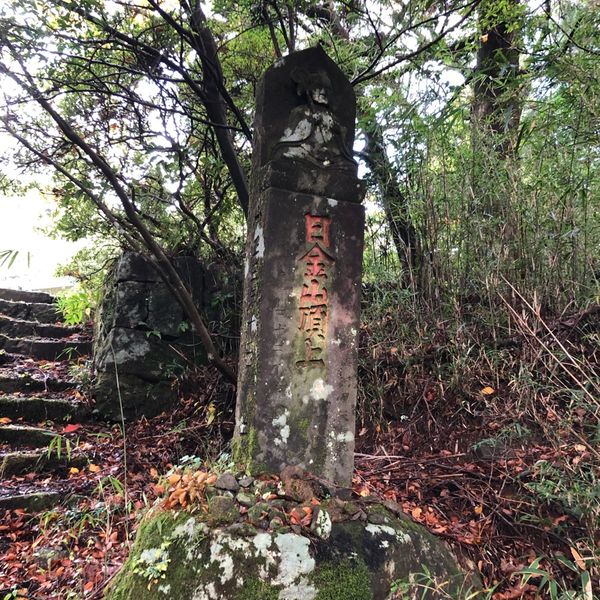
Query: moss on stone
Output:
[[232, 424, 258, 470], [105, 509, 201, 600], [236, 578, 280, 600], [106, 499, 475, 600], [298, 417, 310, 434], [312, 559, 373, 600]]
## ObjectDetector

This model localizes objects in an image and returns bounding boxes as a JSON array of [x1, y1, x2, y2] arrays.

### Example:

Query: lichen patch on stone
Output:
[[278, 579, 317, 600], [173, 517, 204, 540], [309, 378, 334, 401], [335, 431, 354, 443], [209, 537, 236, 584], [273, 534, 315, 587], [365, 523, 397, 538], [192, 581, 218, 600], [314, 509, 332, 539], [255, 225, 265, 258], [272, 410, 291, 446]]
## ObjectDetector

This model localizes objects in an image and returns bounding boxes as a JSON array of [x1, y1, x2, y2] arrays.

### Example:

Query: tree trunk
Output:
[[363, 118, 418, 284], [472, 0, 522, 160]]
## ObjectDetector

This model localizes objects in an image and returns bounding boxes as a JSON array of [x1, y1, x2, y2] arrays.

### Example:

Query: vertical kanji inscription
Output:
[[297, 214, 334, 368]]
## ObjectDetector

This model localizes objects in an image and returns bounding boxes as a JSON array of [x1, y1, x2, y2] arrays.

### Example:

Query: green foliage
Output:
[[0, 249, 28, 270], [94, 475, 126, 499], [132, 541, 172, 587], [525, 460, 600, 526], [390, 564, 488, 599], [53, 243, 112, 328], [2, 587, 20, 600], [46, 434, 73, 461], [56, 289, 93, 325], [67, 360, 92, 388], [236, 579, 279, 600], [311, 559, 373, 600], [517, 556, 595, 600]]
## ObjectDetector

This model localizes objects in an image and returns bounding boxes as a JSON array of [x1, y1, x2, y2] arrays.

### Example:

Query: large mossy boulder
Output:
[[106, 480, 476, 600], [93, 252, 240, 419]]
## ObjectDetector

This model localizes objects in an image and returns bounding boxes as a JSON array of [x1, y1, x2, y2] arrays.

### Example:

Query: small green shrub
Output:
[[132, 541, 172, 586], [518, 556, 596, 600], [56, 289, 93, 325]]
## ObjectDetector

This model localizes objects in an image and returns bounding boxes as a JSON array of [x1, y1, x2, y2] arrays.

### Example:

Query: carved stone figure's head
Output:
[[291, 67, 332, 106]]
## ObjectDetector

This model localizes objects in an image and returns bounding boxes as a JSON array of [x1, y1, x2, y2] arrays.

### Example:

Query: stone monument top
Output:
[[253, 46, 362, 203]]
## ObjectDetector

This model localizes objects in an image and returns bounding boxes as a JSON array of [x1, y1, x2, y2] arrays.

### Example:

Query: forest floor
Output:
[[0, 309, 598, 599]]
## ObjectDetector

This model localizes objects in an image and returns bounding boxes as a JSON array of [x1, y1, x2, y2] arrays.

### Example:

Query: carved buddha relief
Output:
[[272, 67, 356, 171]]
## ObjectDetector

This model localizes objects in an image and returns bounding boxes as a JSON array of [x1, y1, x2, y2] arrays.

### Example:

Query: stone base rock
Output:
[[106, 504, 476, 600]]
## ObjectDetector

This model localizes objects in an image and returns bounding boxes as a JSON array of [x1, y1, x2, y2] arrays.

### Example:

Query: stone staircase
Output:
[[0, 288, 92, 512]]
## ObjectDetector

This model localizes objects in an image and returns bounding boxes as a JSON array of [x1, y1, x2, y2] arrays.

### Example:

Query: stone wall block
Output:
[[112, 281, 150, 330], [146, 282, 182, 338], [114, 252, 161, 283], [93, 251, 239, 419], [94, 327, 178, 382]]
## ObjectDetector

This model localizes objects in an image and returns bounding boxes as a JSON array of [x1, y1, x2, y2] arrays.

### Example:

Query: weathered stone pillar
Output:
[[234, 47, 364, 492]]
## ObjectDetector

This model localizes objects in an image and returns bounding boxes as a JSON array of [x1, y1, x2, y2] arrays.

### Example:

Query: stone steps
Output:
[[0, 314, 81, 339], [0, 372, 76, 394], [0, 395, 86, 421], [0, 448, 87, 477], [0, 298, 61, 324], [0, 425, 58, 448], [0, 489, 63, 511], [0, 334, 91, 361], [0, 288, 95, 512], [0, 288, 55, 304], [0, 350, 15, 365]]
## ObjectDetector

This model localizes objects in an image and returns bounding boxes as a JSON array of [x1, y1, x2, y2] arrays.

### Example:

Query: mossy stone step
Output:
[[0, 490, 62, 511], [0, 425, 57, 448], [0, 373, 74, 394], [0, 298, 61, 324], [0, 449, 87, 477], [0, 288, 55, 305], [0, 335, 91, 361], [0, 350, 15, 366], [0, 396, 85, 421], [0, 315, 81, 340]]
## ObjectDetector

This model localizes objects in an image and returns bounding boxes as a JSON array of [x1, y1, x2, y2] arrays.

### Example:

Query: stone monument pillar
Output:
[[234, 47, 364, 492]]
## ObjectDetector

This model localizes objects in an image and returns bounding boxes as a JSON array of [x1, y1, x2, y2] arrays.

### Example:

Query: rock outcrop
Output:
[[105, 471, 476, 600], [93, 252, 239, 419]]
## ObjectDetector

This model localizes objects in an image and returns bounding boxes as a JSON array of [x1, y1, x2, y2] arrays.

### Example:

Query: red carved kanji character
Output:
[[298, 304, 327, 333], [300, 280, 328, 307], [303, 244, 333, 278], [297, 336, 325, 367], [305, 214, 331, 248]]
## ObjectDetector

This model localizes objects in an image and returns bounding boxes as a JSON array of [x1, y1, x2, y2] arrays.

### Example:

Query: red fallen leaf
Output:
[[64, 424, 81, 433], [289, 508, 303, 525]]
